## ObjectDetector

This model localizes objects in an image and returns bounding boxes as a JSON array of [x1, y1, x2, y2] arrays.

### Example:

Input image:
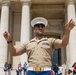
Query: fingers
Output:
[[3, 31, 9, 38], [65, 19, 76, 31], [3, 31, 7, 36], [65, 19, 75, 27], [69, 19, 75, 25], [69, 19, 73, 23], [3, 31, 11, 41], [4, 31, 7, 33]]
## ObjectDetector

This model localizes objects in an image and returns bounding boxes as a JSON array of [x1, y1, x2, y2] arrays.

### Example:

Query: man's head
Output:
[[31, 17, 48, 36]]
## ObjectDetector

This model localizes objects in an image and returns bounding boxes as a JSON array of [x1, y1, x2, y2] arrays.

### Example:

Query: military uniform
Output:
[[19, 17, 61, 75], [20, 37, 61, 75]]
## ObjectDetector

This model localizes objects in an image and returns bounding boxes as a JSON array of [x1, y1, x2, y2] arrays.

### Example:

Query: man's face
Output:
[[33, 24, 45, 36]]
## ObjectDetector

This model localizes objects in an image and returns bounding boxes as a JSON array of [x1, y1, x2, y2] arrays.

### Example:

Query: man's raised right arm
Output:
[[3, 31, 24, 56]]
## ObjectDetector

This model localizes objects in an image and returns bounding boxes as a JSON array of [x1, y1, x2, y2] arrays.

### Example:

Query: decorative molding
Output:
[[66, 0, 75, 5], [20, 0, 31, 7], [45, 19, 64, 34], [1, 0, 10, 6], [20, 0, 31, 2]]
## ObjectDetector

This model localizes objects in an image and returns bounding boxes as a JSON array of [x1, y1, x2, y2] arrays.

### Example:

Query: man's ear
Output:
[[33, 27, 35, 29]]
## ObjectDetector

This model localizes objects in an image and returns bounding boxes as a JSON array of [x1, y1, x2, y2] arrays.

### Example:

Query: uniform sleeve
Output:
[[19, 41, 29, 53], [48, 38, 61, 48], [54, 39, 61, 48]]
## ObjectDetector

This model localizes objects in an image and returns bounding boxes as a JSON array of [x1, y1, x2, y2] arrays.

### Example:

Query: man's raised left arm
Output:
[[57, 19, 76, 48]]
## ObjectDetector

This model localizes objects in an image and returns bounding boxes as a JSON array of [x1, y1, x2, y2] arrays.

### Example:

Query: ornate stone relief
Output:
[[45, 20, 64, 34]]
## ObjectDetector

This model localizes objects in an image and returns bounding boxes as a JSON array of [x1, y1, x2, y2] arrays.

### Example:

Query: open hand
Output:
[[65, 19, 76, 32]]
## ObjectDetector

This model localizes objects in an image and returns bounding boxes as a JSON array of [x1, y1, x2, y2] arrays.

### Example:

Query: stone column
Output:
[[66, 0, 76, 67], [20, 1, 31, 65], [0, 2, 10, 74]]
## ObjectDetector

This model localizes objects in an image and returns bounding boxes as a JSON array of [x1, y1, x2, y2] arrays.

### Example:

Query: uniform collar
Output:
[[30, 37, 48, 42]]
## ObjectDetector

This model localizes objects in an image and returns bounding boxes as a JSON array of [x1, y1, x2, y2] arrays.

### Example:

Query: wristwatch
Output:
[[7, 40, 12, 44]]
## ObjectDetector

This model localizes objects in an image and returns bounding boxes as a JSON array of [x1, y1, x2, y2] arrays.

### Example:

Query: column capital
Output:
[[21, 1, 31, 8], [20, 0, 31, 5], [65, 0, 75, 5], [1, 1, 10, 6]]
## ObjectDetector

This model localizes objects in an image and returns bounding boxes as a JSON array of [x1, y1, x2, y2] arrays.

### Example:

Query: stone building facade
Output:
[[0, 0, 76, 74]]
